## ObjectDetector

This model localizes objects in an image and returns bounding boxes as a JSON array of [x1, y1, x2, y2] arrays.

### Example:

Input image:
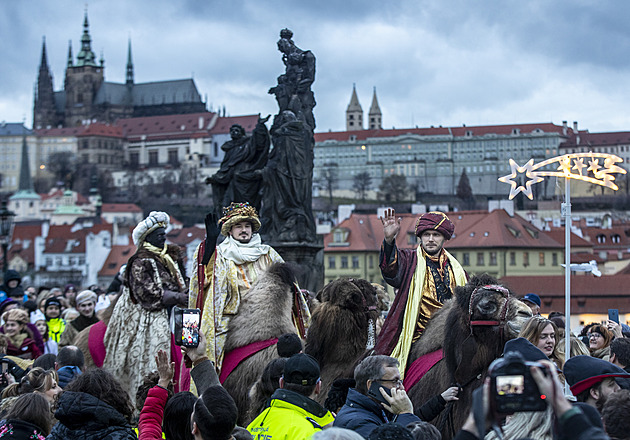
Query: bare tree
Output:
[[379, 174, 409, 202], [319, 162, 339, 206], [353, 171, 372, 202], [456, 169, 476, 209]]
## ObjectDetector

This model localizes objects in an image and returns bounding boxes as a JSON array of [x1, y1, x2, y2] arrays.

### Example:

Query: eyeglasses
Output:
[[377, 377, 403, 387], [587, 332, 602, 339]]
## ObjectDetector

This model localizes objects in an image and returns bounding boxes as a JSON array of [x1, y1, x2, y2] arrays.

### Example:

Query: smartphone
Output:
[[171, 307, 201, 347], [368, 381, 392, 404], [608, 309, 619, 324]]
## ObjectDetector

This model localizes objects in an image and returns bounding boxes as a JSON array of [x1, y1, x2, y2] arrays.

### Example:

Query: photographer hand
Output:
[[182, 331, 208, 365], [155, 349, 174, 389], [606, 319, 622, 339], [380, 387, 414, 415], [530, 360, 571, 416]]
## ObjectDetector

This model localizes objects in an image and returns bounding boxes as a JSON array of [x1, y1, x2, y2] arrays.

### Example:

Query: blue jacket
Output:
[[334, 388, 421, 438]]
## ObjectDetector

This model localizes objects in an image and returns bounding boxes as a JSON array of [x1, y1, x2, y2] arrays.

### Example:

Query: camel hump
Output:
[[266, 263, 298, 287]]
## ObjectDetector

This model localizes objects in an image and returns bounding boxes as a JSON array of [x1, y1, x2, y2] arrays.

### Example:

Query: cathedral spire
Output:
[[346, 83, 364, 131], [67, 40, 73, 67], [76, 8, 97, 67], [18, 133, 34, 192], [368, 87, 382, 130], [33, 37, 56, 130], [126, 38, 134, 84]]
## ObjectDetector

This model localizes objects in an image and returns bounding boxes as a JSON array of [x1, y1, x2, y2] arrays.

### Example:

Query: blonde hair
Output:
[[485, 406, 554, 440], [1, 368, 58, 399], [519, 316, 563, 367]]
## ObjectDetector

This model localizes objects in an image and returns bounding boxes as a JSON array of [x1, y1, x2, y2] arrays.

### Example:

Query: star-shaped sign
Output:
[[498, 159, 544, 200], [587, 158, 601, 177], [572, 157, 586, 176]]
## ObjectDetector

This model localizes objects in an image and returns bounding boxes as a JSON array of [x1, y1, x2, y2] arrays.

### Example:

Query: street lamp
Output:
[[0, 200, 15, 274]]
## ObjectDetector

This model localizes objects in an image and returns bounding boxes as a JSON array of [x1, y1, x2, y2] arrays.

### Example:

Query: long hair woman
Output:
[[519, 316, 564, 368]]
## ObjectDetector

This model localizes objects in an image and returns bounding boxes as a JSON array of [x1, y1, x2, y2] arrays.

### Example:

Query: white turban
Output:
[[132, 211, 170, 246]]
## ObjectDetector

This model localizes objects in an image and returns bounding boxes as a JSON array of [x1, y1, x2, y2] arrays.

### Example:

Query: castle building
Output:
[[33, 11, 206, 129]]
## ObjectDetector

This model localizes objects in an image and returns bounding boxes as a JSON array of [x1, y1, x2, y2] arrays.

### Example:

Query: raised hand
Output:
[[155, 349, 174, 388], [380, 208, 401, 244], [202, 212, 220, 265]]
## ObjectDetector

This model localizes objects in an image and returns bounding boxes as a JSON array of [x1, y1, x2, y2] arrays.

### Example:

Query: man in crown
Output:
[[374, 209, 467, 373], [189, 202, 310, 375]]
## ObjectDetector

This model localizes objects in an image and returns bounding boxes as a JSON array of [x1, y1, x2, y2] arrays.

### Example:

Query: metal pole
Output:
[[563, 177, 571, 396]]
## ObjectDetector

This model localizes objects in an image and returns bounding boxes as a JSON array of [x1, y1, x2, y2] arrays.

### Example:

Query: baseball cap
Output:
[[522, 293, 541, 308], [283, 353, 320, 386]]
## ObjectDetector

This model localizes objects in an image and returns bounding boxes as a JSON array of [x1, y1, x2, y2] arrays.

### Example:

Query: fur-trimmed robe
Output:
[[103, 245, 189, 395]]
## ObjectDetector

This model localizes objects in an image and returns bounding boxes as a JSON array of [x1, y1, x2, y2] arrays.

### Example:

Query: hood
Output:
[[54, 391, 130, 428]]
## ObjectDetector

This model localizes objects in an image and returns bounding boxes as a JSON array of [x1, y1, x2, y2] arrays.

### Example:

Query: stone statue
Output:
[[206, 115, 270, 213], [261, 29, 317, 244]]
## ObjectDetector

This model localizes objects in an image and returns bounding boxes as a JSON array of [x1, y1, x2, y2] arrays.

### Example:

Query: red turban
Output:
[[415, 211, 454, 240]]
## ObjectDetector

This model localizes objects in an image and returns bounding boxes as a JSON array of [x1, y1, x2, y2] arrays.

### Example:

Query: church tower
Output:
[[126, 39, 134, 85], [33, 38, 59, 129], [64, 9, 105, 126], [346, 84, 363, 131], [9, 132, 41, 221], [368, 87, 382, 130]]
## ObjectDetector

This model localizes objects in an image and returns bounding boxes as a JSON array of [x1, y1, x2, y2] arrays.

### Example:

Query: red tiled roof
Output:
[[208, 115, 260, 135], [39, 189, 90, 205], [315, 123, 568, 143], [44, 237, 85, 253], [559, 131, 630, 148], [325, 210, 565, 252], [98, 244, 135, 277], [544, 228, 593, 248], [582, 225, 630, 250], [77, 123, 123, 138], [499, 275, 630, 313], [167, 226, 205, 246], [11, 223, 42, 242], [101, 203, 142, 213], [116, 112, 217, 140], [448, 209, 562, 249], [34, 126, 84, 136]]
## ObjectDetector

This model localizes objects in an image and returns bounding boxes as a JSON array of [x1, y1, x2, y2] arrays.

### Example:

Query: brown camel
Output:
[[405, 274, 532, 440], [305, 278, 384, 404], [222, 263, 304, 426]]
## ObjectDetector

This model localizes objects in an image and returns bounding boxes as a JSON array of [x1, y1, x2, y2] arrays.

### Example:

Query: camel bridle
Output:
[[468, 284, 511, 337]]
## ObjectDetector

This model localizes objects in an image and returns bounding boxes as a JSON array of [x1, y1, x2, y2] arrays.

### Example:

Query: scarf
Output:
[[142, 242, 184, 290], [70, 314, 100, 332], [216, 234, 270, 265], [390, 248, 467, 377], [6, 332, 27, 350]]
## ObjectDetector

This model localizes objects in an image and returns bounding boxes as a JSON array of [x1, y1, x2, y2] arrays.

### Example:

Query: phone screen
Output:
[[496, 375, 525, 396], [182, 310, 200, 347]]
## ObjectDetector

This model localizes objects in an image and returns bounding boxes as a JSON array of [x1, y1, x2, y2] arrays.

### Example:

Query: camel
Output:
[[405, 274, 533, 440], [305, 278, 385, 404], [221, 263, 304, 426]]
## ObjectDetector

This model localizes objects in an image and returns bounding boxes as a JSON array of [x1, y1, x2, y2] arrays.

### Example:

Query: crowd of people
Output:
[[0, 206, 628, 440]]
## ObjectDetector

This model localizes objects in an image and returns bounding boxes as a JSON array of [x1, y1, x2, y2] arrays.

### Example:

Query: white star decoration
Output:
[[498, 159, 544, 200], [499, 153, 626, 199]]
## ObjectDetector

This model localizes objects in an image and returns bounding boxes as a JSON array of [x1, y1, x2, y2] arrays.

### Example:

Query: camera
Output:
[[170, 307, 201, 347], [488, 351, 547, 415]]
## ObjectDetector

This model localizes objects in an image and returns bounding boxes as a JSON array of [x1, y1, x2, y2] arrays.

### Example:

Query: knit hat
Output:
[[414, 211, 454, 239], [283, 353, 320, 386], [563, 355, 630, 396], [132, 211, 170, 246], [0, 298, 17, 315], [30, 309, 46, 324], [219, 202, 261, 237], [522, 293, 541, 308], [75, 290, 97, 306], [44, 297, 61, 310], [2, 308, 29, 325]]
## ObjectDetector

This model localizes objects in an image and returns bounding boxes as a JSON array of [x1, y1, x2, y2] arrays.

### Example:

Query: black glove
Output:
[[202, 212, 220, 265]]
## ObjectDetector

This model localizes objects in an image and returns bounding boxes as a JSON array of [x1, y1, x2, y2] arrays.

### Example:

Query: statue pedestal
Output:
[[270, 241, 324, 294]]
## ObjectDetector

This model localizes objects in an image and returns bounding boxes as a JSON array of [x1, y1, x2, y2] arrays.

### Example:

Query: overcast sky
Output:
[[3, 1, 630, 134]]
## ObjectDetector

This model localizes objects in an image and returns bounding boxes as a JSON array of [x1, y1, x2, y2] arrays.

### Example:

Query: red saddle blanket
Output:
[[88, 321, 108, 368], [219, 338, 278, 384], [403, 349, 444, 390]]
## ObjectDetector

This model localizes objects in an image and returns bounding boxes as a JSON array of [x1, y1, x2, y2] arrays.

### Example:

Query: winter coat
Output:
[[248, 389, 334, 439], [138, 385, 168, 440], [48, 391, 136, 440], [0, 419, 47, 439], [56, 366, 82, 389], [334, 388, 421, 438], [0, 326, 41, 360]]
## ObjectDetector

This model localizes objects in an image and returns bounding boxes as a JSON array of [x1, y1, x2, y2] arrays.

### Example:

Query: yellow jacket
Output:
[[248, 389, 334, 440]]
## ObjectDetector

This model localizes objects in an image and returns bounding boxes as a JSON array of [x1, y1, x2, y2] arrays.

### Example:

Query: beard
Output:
[[234, 235, 252, 244]]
